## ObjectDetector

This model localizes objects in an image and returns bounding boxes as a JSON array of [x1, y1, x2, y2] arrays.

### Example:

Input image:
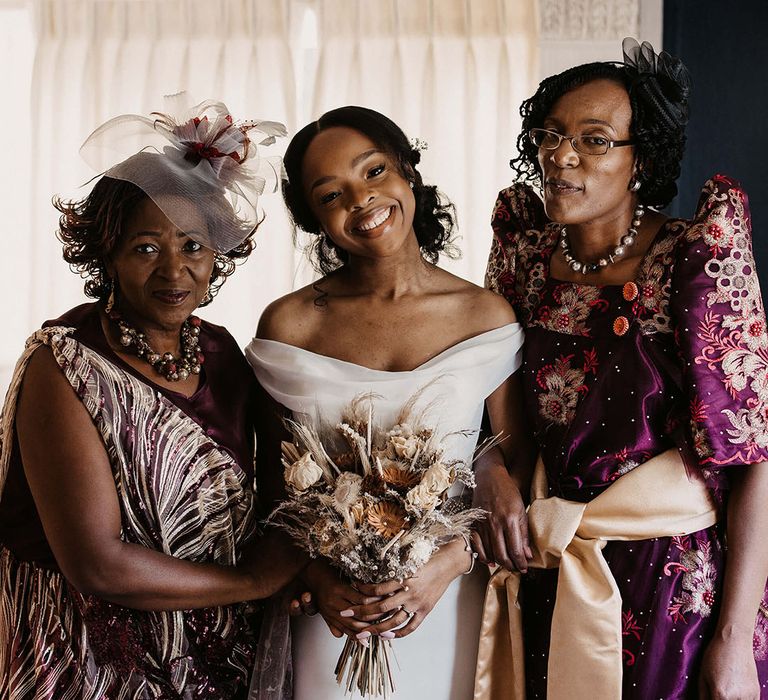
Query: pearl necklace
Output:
[[559, 206, 646, 275], [108, 309, 204, 381]]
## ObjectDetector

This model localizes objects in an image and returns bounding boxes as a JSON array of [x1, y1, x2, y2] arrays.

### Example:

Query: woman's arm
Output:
[[472, 371, 537, 571], [17, 346, 305, 610], [699, 462, 768, 699]]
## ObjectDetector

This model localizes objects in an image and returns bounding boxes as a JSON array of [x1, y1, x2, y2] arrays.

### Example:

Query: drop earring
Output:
[[105, 280, 115, 314]]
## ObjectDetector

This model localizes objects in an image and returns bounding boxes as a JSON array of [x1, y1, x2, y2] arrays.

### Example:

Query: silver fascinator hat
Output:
[[80, 92, 287, 253]]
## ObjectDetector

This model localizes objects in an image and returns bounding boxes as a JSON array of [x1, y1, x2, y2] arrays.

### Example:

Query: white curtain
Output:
[[0, 0, 538, 394], [309, 0, 539, 280]]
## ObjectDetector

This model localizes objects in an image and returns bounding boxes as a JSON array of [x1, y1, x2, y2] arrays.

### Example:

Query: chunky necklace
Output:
[[559, 206, 645, 275], [108, 309, 204, 381]]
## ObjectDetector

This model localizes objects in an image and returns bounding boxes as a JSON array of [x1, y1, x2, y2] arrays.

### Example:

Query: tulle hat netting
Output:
[[79, 92, 286, 253]]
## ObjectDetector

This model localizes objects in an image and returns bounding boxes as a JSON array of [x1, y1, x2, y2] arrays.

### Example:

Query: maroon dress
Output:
[[486, 176, 768, 698], [0, 303, 258, 699]]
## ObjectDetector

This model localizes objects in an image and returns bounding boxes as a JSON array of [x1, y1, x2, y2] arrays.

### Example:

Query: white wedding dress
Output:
[[246, 323, 523, 699]]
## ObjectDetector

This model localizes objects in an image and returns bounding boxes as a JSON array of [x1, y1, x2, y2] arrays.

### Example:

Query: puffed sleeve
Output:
[[484, 183, 547, 323], [670, 175, 768, 469]]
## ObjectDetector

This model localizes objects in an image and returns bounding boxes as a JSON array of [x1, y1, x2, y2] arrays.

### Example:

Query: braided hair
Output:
[[282, 106, 457, 275], [510, 41, 691, 209]]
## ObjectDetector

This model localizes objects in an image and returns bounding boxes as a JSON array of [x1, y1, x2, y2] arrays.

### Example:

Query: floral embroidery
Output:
[[633, 223, 684, 335], [682, 179, 768, 462], [689, 397, 714, 460], [536, 352, 593, 426], [533, 284, 606, 337], [694, 310, 768, 459], [491, 195, 512, 224], [754, 600, 768, 661], [609, 447, 652, 480], [665, 536, 716, 622], [486, 185, 558, 326], [621, 609, 643, 666], [485, 236, 508, 297]]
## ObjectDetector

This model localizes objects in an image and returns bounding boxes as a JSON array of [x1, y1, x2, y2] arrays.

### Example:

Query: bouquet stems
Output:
[[335, 635, 395, 698]]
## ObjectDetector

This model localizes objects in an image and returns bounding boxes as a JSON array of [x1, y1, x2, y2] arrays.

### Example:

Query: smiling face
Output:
[[538, 78, 637, 227], [106, 196, 215, 332], [301, 126, 417, 261]]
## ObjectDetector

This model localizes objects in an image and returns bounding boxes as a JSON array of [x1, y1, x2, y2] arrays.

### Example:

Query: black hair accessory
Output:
[[622, 37, 691, 130]]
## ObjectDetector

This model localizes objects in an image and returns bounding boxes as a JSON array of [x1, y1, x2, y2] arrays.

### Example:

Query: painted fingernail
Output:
[[380, 631, 396, 639], [340, 609, 355, 618], [356, 631, 371, 640]]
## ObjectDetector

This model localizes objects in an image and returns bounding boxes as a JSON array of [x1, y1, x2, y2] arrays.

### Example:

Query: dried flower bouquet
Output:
[[269, 392, 487, 697]]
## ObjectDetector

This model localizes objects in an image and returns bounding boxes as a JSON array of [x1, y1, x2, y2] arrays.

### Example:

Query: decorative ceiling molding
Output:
[[539, 0, 639, 41]]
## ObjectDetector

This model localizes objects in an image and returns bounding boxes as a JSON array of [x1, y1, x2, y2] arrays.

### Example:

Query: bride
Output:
[[246, 106, 533, 698]]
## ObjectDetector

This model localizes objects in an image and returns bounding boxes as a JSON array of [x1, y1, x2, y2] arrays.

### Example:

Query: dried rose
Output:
[[406, 463, 453, 510], [390, 434, 421, 460], [284, 452, 323, 491], [422, 462, 453, 492]]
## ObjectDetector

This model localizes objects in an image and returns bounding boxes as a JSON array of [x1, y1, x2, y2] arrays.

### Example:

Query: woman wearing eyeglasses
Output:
[[473, 39, 768, 698]]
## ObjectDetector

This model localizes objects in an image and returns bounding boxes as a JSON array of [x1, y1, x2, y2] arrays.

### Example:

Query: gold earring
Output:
[[105, 281, 115, 314], [201, 287, 212, 305]]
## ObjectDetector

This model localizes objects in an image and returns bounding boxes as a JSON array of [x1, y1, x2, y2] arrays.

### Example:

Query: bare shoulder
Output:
[[256, 281, 325, 345], [468, 285, 518, 327], [21, 344, 76, 406], [17, 343, 101, 443], [434, 267, 517, 328]]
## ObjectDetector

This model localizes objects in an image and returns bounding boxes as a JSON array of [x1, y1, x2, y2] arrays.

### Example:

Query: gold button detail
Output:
[[613, 316, 630, 336], [622, 281, 639, 301]]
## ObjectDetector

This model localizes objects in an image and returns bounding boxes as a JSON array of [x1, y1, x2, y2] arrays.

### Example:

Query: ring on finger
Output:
[[399, 605, 415, 618]]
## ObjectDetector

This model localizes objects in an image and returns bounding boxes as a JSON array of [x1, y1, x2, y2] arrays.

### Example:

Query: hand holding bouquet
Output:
[[269, 392, 486, 697]]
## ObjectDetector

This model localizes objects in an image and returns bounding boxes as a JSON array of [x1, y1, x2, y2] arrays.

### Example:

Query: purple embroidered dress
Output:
[[486, 176, 768, 698], [0, 303, 258, 700]]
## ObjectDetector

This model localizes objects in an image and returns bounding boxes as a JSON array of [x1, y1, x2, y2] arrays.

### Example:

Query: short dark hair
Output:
[[56, 176, 255, 306], [510, 59, 691, 208], [282, 105, 457, 274]]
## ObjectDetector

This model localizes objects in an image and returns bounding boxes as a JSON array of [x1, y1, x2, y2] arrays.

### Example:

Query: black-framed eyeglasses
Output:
[[529, 128, 634, 156]]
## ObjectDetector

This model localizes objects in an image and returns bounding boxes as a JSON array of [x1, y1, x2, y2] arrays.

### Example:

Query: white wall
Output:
[[539, 0, 663, 79]]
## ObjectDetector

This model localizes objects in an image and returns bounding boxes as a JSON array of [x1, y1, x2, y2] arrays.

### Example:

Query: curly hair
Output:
[[282, 105, 457, 275], [56, 175, 255, 306], [510, 58, 691, 209]]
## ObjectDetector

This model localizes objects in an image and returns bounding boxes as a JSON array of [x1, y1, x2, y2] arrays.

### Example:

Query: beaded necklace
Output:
[[108, 309, 204, 381], [559, 206, 646, 275]]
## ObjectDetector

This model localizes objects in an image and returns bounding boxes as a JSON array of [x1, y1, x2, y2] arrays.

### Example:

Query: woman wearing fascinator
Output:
[[0, 94, 307, 699], [474, 38, 768, 698], [245, 106, 535, 698]]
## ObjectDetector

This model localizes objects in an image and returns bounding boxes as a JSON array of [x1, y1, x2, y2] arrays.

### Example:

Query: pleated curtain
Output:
[[0, 0, 538, 394]]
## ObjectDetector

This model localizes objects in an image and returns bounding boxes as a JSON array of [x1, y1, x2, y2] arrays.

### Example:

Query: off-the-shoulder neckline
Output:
[[248, 322, 522, 375]]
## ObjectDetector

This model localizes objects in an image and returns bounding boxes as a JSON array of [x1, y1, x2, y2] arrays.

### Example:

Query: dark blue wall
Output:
[[663, 0, 768, 287]]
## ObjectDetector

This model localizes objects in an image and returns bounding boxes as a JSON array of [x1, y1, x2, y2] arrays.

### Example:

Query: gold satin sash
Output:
[[473, 449, 718, 700]]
